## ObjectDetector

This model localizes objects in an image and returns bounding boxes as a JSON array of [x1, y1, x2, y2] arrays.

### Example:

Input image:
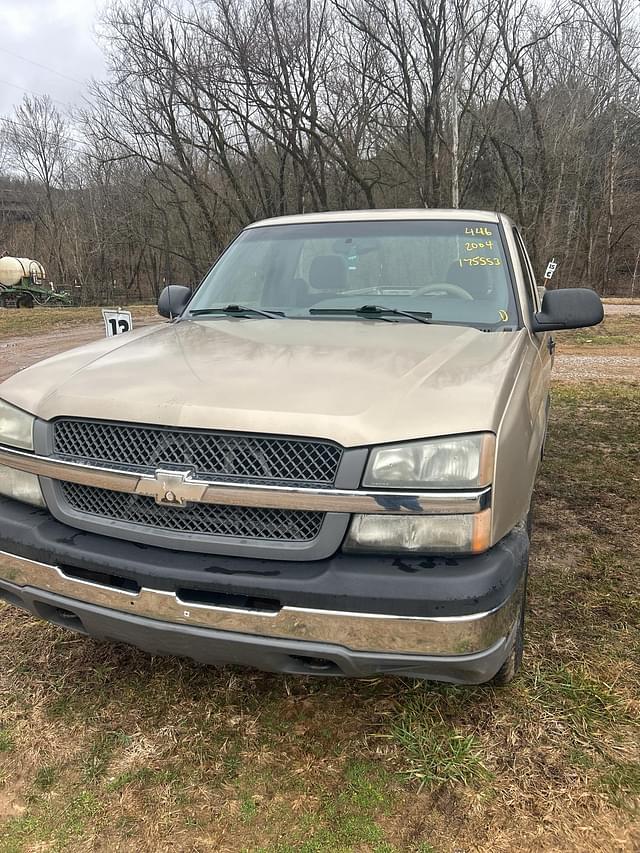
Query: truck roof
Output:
[[247, 208, 502, 228]]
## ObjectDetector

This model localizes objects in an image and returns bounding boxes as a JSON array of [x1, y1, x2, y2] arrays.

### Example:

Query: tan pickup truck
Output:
[[0, 210, 603, 684]]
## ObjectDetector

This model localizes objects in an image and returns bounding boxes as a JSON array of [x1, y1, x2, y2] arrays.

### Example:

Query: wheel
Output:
[[16, 293, 34, 309], [490, 571, 527, 686], [491, 606, 524, 685], [525, 502, 533, 539]]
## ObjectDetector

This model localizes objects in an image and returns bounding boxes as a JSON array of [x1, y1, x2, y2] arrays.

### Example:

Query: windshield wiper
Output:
[[310, 305, 432, 325], [189, 304, 285, 319]]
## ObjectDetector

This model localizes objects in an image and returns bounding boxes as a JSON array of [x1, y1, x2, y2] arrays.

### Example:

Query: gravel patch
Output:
[[553, 354, 640, 382], [603, 302, 640, 316]]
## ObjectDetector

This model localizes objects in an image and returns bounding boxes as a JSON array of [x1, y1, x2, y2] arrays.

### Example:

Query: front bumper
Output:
[[0, 497, 529, 682]]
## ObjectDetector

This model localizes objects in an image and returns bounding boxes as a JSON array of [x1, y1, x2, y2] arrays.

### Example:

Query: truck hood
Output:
[[1, 319, 528, 446]]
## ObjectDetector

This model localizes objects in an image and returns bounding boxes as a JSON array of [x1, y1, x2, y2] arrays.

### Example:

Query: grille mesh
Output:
[[61, 482, 324, 542], [53, 419, 342, 486]]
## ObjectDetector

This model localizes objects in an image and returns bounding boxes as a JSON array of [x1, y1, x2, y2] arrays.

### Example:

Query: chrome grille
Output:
[[53, 419, 342, 486], [61, 482, 324, 542]]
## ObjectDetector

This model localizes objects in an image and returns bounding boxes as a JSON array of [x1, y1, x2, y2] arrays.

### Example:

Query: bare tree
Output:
[[1, 0, 639, 298], [4, 95, 72, 282]]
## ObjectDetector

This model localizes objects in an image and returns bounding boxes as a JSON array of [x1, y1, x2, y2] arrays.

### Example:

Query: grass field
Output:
[[556, 314, 640, 352], [0, 306, 158, 338], [0, 317, 639, 851]]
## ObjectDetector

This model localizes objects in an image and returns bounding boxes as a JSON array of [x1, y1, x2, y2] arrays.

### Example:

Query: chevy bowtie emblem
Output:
[[135, 469, 207, 506]]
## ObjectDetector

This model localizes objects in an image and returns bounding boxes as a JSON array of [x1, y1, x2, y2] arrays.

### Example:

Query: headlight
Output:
[[0, 465, 45, 507], [363, 433, 494, 489], [344, 509, 491, 555], [0, 399, 35, 450]]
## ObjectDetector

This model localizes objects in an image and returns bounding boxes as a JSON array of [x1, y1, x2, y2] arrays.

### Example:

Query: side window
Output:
[[512, 229, 539, 317]]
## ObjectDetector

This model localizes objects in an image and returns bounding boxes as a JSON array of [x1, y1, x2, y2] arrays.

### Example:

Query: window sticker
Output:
[[498, 309, 509, 322], [456, 256, 502, 267], [464, 227, 493, 237], [465, 240, 494, 251]]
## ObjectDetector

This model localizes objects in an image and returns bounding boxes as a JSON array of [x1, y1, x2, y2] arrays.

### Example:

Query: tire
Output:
[[490, 607, 524, 686], [16, 293, 34, 309], [490, 582, 526, 686]]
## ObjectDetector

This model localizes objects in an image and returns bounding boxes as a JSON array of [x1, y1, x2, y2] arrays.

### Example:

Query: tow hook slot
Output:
[[176, 588, 281, 613], [60, 564, 141, 593], [34, 602, 87, 634], [288, 655, 341, 674]]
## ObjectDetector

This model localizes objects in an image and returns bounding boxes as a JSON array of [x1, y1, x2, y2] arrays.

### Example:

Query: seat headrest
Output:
[[309, 255, 347, 291]]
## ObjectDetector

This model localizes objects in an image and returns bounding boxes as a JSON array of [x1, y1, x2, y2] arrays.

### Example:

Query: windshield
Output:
[[187, 219, 518, 329]]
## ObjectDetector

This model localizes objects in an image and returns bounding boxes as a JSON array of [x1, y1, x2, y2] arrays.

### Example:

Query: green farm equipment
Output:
[[0, 256, 71, 308]]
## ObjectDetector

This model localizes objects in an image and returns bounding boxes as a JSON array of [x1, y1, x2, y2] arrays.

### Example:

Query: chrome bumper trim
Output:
[[0, 445, 490, 516], [0, 549, 519, 656]]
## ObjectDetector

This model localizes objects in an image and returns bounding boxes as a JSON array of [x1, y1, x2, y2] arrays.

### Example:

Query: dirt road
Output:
[[0, 318, 160, 384], [1, 305, 638, 385], [1, 325, 109, 383]]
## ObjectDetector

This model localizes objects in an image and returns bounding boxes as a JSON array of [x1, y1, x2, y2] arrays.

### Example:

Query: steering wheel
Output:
[[415, 282, 474, 301]]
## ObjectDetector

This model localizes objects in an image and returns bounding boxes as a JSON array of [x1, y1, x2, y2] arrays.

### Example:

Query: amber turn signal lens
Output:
[[471, 508, 492, 554]]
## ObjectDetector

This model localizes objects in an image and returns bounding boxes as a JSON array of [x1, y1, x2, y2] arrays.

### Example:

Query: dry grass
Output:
[[0, 306, 158, 338], [0, 387, 639, 849], [555, 313, 640, 354]]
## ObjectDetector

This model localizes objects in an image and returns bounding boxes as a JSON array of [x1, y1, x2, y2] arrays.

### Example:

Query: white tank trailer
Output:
[[0, 256, 70, 308], [0, 256, 46, 286]]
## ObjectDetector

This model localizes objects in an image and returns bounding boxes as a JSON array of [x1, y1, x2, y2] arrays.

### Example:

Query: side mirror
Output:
[[158, 285, 192, 319], [532, 287, 603, 332]]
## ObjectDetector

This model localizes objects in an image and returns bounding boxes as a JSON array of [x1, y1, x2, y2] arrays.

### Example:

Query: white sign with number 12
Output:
[[102, 309, 133, 338]]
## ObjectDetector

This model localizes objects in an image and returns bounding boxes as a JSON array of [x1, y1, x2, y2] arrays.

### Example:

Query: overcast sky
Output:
[[0, 0, 106, 117]]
